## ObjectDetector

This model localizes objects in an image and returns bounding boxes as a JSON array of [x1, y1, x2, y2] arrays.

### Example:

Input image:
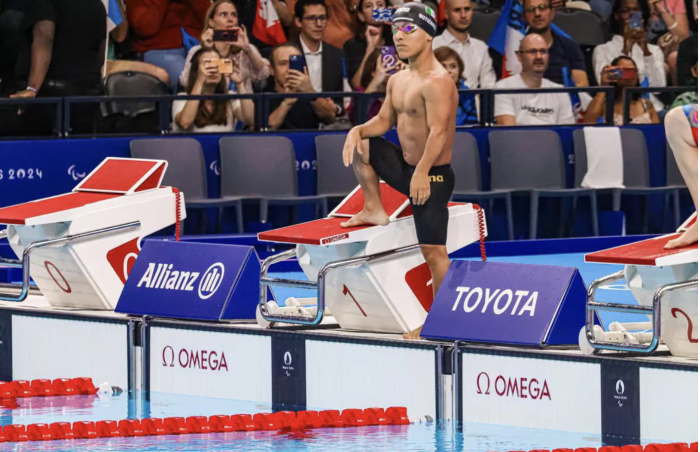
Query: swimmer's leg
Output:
[[665, 106, 698, 249], [403, 244, 450, 340], [341, 139, 390, 228]]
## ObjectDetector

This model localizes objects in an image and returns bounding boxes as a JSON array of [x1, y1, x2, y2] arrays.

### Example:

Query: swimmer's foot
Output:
[[665, 222, 699, 249], [403, 325, 423, 340], [340, 208, 390, 228]]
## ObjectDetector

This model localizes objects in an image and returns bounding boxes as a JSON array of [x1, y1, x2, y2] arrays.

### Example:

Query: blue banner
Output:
[[422, 260, 587, 346], [116, 241, 263, 321]]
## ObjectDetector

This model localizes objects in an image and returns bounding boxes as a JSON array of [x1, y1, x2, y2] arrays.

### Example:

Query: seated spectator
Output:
[[233, 0, 292, 50], [584, 56, 660, 124], [267, 42, 337, 129], [7, 0, 107, 135], [172, 48, 255, 133], [343, 0, 394, 89], [434, 46, 479, 126], [523, 0, 589, 86], [127, 0, 210, 92], [494, 34, 575, 126], [180, 0, 271, 94], [647, 0, 691, 45], [431, 0, 496, 89], [669, 37, 697, 108], [593, 0, 665, 110], [289, 0, 355, 49], [349, 47, 398, 122], [292, 0, 345, 118]]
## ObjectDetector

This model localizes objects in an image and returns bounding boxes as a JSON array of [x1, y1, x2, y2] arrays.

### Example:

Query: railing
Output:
[[0, 86, 694, 139], [622, 86, 694, 125]]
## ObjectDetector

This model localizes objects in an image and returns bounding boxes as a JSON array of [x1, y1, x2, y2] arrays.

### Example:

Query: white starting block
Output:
[[256, 183, 487, 334], [0, 158, 186, 309], [581, 213, 698, 357]]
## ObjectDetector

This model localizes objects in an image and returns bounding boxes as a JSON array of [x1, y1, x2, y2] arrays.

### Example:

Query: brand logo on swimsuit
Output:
[[475, 372, 552, 400], [321, 233, 349, 245], [136, 262, 225, 300], [161, 345, 229, 371], [429, 175, 444, 183], [282, 351, 295, 376], [614, 379, 627, 407], [451, 286, 539, 316]]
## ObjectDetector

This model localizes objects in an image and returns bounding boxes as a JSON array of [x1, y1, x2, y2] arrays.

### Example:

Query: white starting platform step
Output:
[[0, 158, 185, 310], [256, 183, 487, 334], [581, 213, 698, 358]]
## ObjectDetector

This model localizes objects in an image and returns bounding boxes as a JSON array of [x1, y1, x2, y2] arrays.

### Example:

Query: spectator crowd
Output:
[[0, 0, 696, 134]]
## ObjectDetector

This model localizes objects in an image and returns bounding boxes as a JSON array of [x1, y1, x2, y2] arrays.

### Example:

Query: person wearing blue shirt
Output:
[[434, 46, 479, 125]]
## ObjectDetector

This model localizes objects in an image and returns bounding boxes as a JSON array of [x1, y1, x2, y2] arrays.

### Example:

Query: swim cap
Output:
[[392, 3, 438, 37]]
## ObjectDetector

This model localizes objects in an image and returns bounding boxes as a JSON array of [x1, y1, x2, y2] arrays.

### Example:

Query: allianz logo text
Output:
[[451, 287, 538, 316], [137, 262, 225, 300]]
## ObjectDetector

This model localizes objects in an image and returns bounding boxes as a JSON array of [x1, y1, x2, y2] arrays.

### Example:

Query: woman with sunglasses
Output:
[[341, 3, 458, 340]]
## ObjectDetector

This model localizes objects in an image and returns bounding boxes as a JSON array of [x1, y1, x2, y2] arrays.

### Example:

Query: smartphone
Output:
[[213, 29, 238, 42], [381, 46, 397, 74], [629, 11, 643, 30], [217, 58, 233, 75], [371, 7, 393, 22], [607, 67, 637, 80], [289, 54, 306, 73]]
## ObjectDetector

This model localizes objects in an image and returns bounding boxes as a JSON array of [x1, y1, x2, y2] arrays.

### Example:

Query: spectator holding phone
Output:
[[593, 0, 665, 110], [172, 48, 255, 132], [347, 47, 400, 122], [128, 0, 210, 92], [584, 56, 660, 125], [647, 0, 690, 44], [494, 34, 575, 126], [434, 46, 479, 126], [267, 42, 337, 129], [431, 0, 496, 89], [180, 0, 271, 94], [343, 0, 394, 89]]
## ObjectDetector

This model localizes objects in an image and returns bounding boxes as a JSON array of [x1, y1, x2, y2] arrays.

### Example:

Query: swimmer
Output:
[[341, 3, 458, 339], [664, 103, 698, 249]]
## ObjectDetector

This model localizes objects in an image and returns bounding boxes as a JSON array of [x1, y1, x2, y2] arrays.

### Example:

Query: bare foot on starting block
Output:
[[403, 325, 423, 340], [665, 222, 698, 249], [340, 208, 390, 228]]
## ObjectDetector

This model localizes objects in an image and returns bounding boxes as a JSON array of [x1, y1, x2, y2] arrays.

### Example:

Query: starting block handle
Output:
[[0, 221, 141, 303]]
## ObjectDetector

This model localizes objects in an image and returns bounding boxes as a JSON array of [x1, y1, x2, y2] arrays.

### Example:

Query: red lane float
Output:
[[0, 377, 98, 399]]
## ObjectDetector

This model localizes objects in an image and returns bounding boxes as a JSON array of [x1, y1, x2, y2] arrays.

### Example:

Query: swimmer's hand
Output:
[[343, 126, 363, 167], [410, 171, 431, 205]]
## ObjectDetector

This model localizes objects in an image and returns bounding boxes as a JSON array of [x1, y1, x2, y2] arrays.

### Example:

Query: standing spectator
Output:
[[343, 0, 393, 89], [584, 56, 660, 124], [173, 48, 255, 132], [435, 46, 479, 125], [494, 34, 575, 126], [266, 42, 337, 129], [432, 0, 496, 89], [180, 0, 271, 94], [522, 0, 589, 86], [292, 0, 345, 117], [127, 0, 210, 92], [9, 0, 106, 134], [593, 0, 665, 89], [0, 0, 25, 95]]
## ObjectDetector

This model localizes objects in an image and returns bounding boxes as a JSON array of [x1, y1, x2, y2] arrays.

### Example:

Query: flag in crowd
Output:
[[253, 0, 287, 46], [102, 0, 124, 33]]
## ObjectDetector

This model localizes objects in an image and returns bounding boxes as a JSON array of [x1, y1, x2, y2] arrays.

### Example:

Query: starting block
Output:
[[257, 183, 487, 334], [0, 158, 186, 309], [581, 213, 698, 357]]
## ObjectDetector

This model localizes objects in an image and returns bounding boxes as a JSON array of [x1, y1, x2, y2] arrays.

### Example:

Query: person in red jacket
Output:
[[127, 0, 210, 91]]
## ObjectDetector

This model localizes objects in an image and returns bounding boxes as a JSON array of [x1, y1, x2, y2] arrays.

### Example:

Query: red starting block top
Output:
[[74, 158, 166, 195], [585, 234, 698, 267], [259, 217, 372, 245], [0, 192, 120, 225]]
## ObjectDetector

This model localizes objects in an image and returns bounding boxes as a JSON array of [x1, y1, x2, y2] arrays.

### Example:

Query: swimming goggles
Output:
[[391, 23, 419, 35]]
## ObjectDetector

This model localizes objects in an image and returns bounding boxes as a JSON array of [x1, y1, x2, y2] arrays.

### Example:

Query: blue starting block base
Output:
[[422, 260, 588, 346], [116, 241, 270, 321]]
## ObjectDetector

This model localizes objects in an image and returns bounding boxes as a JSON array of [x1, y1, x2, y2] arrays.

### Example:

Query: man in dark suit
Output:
[[292, 0, 345, 117]]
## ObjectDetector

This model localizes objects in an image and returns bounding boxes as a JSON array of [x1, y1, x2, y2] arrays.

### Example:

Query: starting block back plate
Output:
[[329, 183, 409, 220], [74, 158, 167, 195], [585, 234, 698, 267]]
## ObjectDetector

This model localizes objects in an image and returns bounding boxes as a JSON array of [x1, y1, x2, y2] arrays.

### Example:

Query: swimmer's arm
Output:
[[415, 77, 454, 174], [357, 77, 397, 138]]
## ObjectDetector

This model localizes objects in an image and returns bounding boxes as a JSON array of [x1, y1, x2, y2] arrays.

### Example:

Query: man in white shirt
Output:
[[293, 0, 345, 117], [494, 34, 574, 126], [431, 0, 496, 88]]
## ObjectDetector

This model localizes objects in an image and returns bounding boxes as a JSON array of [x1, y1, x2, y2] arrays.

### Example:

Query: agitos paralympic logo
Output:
[[475, 372, 552, 400], [162, 346, 229, 371]]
